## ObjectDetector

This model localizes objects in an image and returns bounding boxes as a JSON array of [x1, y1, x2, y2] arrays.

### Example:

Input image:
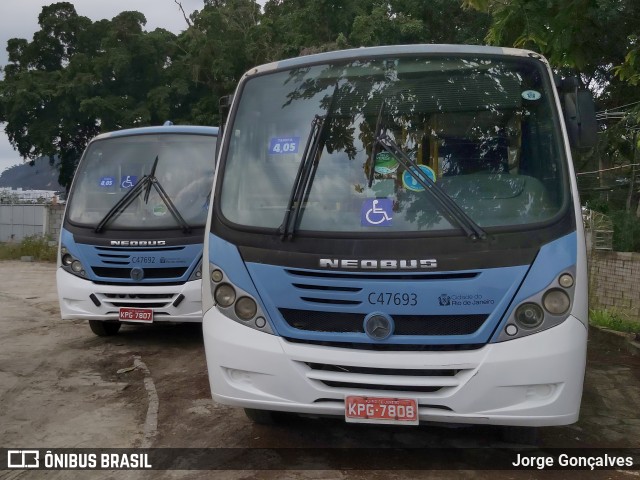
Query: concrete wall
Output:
[[0, 204, 47, 242], [589, 250, 640, 319], [0, 203, 65, 243], [45, 204, 65, 241]]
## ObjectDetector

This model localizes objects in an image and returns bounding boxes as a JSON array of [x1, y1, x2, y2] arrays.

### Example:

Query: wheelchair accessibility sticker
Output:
[[120, 175, 138, 189], [361, 198, 393, 227]]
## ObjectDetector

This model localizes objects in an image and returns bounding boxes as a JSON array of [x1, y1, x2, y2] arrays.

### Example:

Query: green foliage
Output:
[[0, 235, 57, 262], [610, 211, 640, 252], [589, 308, 640, 333]]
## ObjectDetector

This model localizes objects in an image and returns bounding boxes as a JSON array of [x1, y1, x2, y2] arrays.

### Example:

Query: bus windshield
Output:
[[219, 55, 567, 234], [67, 133, 217, 230]]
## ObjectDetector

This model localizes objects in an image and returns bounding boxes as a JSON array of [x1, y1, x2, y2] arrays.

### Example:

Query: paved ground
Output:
[[1, 260, 639, 479]]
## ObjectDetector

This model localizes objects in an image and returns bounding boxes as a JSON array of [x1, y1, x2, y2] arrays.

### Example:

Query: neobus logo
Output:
[[110, 240, 167, 246], [319, 259, 438, 269]]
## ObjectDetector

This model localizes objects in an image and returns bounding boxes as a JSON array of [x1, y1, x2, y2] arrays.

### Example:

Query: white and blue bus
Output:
[[202, 45, 596, 433], [57, 124, 218, 336]]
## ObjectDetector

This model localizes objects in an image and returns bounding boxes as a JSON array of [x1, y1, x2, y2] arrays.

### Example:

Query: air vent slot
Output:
[[95, 246, 185, 252], [293, 283, 361, 292], [285, 269, 479, 281], [300, 297, 361, 306], [305, 363, 458, 377]]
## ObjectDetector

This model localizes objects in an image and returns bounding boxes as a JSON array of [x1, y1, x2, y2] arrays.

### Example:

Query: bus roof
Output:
[[246, 44, 545, 78], [91, 125, 219, 142]]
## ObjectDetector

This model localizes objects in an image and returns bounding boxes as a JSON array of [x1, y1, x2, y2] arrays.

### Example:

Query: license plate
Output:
[[119, 307, 153, 323], [345, 396, 419, 425]]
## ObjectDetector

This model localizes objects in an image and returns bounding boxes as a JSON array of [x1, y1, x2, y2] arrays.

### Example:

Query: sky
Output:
[[0, 0, 207, 175]]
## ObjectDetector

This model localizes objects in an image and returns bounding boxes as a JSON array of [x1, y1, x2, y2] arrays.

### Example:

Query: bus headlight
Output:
[[188, 258, 203, 281], [235, 297, 257, 320], [208, 263, 273, 334], [514, 303, 544, 329], [211, 269, 223, 283], [543, 289, 571, 315], [558, 273, 574, 288], [214, 283, 236, 307], [60, 245, 86, 278]]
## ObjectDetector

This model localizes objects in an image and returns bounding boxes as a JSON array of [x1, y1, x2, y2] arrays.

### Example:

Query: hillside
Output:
[[0, 157, 64, 191]]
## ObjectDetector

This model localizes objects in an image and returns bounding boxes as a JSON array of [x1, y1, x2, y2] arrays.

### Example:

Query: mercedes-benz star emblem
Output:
[[130, 267, 144, 281], [364, 313, 394, 341]]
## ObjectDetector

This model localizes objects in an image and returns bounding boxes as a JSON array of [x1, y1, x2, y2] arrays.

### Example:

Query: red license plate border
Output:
[[118, 307, 154, 323], [344, 395, 419, 425]]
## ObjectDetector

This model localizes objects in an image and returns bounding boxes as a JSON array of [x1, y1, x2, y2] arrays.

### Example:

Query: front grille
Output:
[[92, 267, 187, 279], [300, 362, 472, 394], [284, 338, 485, 351], [280, 309, 487, 336], [282, 337, 485, 352], [98, 292, 176, 309]]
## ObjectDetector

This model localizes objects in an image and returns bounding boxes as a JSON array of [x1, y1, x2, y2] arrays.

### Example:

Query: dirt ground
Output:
[[1, 260, 639, 479]]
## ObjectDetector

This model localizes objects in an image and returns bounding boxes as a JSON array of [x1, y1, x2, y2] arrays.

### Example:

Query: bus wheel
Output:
[[89, 320, 121, 336], [244, 408, 285, 425], [500, 426, 539, 445]]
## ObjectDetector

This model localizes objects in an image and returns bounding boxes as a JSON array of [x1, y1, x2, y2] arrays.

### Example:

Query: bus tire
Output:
[[500, 426, 539, 445], [244, 408, 285, 425], [89, 320, 121, 336]]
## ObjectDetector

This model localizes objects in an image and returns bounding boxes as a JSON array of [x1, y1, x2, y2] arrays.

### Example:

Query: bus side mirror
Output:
[[563, 90, 598, 149]]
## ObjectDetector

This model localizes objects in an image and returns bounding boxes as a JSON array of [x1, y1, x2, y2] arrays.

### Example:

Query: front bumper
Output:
[[203, 310, 587, 426], [57, 268, 203, 322]]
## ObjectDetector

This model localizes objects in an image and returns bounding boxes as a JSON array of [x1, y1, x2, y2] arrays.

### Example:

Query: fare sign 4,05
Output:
[[345, 396, 419, 425]]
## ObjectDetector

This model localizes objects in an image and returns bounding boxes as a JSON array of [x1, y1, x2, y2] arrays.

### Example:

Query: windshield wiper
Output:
[[95, 156, 192, 234], [279, 84, 339, 240], [376, 134, 487, 240], [369, 101, 487, 241]]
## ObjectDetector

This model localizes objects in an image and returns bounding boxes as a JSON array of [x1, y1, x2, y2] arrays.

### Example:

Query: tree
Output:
[[0, 3, 183, 190], [463, 0, 640, 218]]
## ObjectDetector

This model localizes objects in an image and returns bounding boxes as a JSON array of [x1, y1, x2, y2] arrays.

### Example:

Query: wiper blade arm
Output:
[[375, 133, 487, 241], [279, 83, 340, 240], [95, 157, 192, 234], [147, 176, 192, 233], [279, 114, 325, 240], [143, 155, 159, 204], [368, 100, 387, 188], [95, 177, 147, 233]]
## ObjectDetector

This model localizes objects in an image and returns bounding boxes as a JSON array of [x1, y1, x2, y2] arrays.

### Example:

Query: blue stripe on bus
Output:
[[209, 231, 577, 345], [61, 228, 203, 284]]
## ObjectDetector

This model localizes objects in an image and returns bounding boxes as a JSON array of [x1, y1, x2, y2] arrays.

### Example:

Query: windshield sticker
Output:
[[374, 151, 399, 174], [402, 165, 436, 192], [361, 198, 393, 227], [99, 176, 115, 187], [152, 204, 167, 216], [522, 90, 542, 101], [120, 175, 138, 189], [269, 137, 300, 154]]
